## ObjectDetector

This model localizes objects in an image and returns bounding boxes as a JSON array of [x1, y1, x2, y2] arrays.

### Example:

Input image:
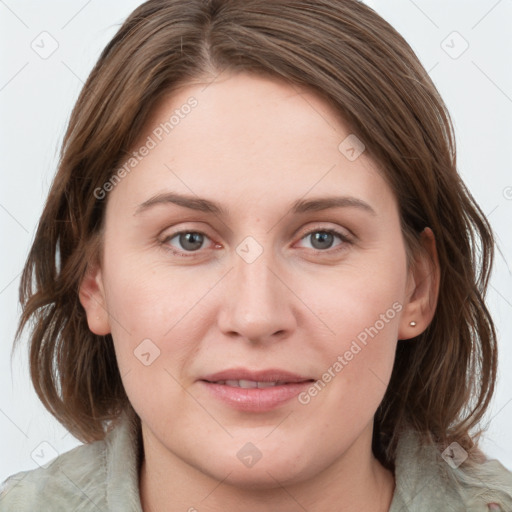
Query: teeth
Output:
[[223, 380, 280, 388], [257, 381, 278, 388], [226, 379, 257, 388]]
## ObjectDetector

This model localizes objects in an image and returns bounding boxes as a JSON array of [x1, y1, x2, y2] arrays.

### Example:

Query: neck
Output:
[[139, 424, 395, 512]]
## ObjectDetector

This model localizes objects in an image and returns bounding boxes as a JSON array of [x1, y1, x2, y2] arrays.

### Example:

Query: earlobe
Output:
[[398, 227, 440, 340], [78, 264, 111, 335]]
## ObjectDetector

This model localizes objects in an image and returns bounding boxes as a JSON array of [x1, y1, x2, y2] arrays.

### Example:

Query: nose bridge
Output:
[[218, 238, 296, 342], [237, 252, 276, 306]]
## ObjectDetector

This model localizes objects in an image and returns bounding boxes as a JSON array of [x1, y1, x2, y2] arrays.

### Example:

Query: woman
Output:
[[1, 0, 511, 510]]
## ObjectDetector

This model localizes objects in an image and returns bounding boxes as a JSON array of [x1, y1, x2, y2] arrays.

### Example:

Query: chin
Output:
[[197, 449, 320, 490]]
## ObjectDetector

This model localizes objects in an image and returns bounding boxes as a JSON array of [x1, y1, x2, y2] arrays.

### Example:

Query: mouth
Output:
[[199, 368, 315, 412], [204, 379, 310, 388]]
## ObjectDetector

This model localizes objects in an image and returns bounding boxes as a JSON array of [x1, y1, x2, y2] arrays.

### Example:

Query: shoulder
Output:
[[390, 429, 512, 512], [0, 437, 108, 511], [453, 454, 512, 511], [0, 408, 142, 512]]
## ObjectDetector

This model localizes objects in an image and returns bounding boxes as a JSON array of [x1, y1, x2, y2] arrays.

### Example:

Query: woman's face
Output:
[[83, 72, 424, 487]]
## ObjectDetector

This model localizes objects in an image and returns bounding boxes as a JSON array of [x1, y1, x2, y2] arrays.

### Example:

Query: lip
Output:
[[201, 368, 312, 383], [199, 368, 315, 412]]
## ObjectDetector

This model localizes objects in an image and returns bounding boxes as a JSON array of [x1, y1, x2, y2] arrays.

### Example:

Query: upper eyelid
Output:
[[162, 223, 350, 240], [299, 226, 351, 238]]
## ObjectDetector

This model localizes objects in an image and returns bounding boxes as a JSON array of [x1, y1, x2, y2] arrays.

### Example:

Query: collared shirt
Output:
[[1, 408, 511, 511]]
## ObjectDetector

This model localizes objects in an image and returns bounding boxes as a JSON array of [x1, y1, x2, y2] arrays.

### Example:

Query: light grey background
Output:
[[1, 0, 511, 482]]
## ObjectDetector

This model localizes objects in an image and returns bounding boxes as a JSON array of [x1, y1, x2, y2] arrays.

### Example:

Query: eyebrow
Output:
[[134, 192, 377, 217]]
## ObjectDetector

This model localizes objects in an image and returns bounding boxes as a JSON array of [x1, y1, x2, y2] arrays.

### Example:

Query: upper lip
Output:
[[200, 368, 314, 383]]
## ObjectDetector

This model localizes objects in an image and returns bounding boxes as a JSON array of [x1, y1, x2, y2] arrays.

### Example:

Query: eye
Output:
[[160, 227, 352, 257], [296, 228, 351, 252], [162, 231, 213, 254]]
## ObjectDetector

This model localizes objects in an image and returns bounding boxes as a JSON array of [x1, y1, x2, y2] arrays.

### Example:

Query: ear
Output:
[[78, 263, 111, 335], [398, 227, 440, 340]]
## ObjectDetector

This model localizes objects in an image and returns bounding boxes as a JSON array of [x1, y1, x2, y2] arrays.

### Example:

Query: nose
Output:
[[217, 245, 297, 344]]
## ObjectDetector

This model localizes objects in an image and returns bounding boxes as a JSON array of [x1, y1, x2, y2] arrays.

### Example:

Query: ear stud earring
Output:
[[409, 321, 417, 327]]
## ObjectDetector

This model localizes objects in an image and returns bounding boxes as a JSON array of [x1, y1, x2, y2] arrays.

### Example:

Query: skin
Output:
[[80, 71, 439, 512]]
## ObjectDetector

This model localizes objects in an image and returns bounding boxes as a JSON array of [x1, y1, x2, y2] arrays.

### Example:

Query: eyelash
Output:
[[160, 226, 352, 258]]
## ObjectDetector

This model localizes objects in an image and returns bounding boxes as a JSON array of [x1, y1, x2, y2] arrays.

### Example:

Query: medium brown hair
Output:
[[14, 0, 497, 468]]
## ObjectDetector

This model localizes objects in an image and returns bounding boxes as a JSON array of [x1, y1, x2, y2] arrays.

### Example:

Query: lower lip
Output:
[[199, 381, 313, 412]]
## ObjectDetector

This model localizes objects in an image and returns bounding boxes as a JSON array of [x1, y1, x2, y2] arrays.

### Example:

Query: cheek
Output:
[[101, 261, 203, 424], [314, 285, 401, 393], [103, 242, 204, 331], [296, 249, 406, 411], [301, 247, 406, 348], [101, 254, 206, 377]]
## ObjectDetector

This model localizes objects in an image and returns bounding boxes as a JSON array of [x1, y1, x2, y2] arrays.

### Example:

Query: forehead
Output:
[[110, 72, 395, 219]]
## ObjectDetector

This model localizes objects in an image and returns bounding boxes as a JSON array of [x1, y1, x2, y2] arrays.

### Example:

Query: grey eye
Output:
[[297, 228, 349, 252], [308, 231, 335, 250], [169, 232, 206, 251]]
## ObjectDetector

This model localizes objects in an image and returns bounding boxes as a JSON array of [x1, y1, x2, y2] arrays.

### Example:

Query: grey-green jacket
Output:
[[1, 409, 511, 511]]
